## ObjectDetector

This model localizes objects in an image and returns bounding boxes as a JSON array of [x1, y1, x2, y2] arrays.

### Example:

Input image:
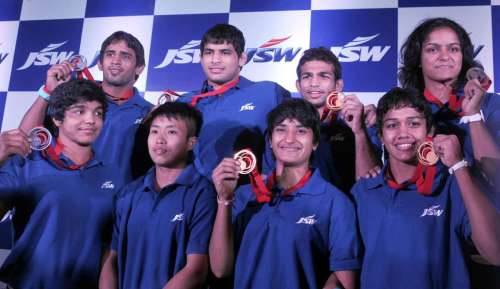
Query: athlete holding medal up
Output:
[[19, 31, 153, 182]]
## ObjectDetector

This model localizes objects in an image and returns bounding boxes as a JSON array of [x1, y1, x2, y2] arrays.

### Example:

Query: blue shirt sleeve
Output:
[[0, 156, 24, 201], [186, 183, 217, 255], [329, 191, 362, 271]]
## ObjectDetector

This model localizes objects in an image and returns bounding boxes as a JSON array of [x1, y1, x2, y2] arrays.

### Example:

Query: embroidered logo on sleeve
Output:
[[101, 181, 115, 189], [171, 213, 184, 222], [240, 102, 255, 111], [296, 214, 317, 225], [420, 205, 444, 217]]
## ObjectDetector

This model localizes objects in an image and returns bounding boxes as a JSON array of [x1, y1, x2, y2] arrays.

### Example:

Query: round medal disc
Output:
[[68, 54, 87, 71], [28, 127, 52, 151], [234, 149, 257, 175], [326, 91, 343, 111], [417, 141, 438, 166]]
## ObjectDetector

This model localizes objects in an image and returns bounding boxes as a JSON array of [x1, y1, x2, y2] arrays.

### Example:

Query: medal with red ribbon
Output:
[[234, 149, 313, 202], [466, 67, 492, 91], [321, 91, 344, 123], [28, 127, 52, 151], [387, 136, 437, 195], [69, 54, 96, 83], [190, 78, 239, 106], [158, 89, 180, 105]]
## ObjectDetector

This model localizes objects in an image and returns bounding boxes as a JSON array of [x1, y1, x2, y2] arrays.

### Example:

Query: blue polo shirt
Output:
[[352, 164, 474, 289], [0, 150, 125, 289], [178, 77, 290, 179], [111, 164, 216, 289], [93, 88, 153, 182], [231, 169, 361, 289]]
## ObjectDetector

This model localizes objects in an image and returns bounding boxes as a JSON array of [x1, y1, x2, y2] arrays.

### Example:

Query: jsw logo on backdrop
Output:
[[17, 41, 102, 70], [17, 41, 75, 70], [330, 34, 390, 62], [0, 43, 8, 65], [154, 36, 302, 69]]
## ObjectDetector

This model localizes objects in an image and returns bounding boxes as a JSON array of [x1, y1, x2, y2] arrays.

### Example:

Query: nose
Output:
[[211, 51, 221, 63], [284, 129, 296, 143], [310, 75, 320, 87], [438, 48, 450, 60]]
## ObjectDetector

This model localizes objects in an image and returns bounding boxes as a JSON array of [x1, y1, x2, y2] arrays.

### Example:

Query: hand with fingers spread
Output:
[[359, 165, 381, 180], [363, 104, 376, 127], [45, 60, 74, 94], [0, 129, 30, 163], [462, 78, 486, 116], [433, 134, 463, 168], [341, 94, 365, 134], [212, 158, 240, 202]]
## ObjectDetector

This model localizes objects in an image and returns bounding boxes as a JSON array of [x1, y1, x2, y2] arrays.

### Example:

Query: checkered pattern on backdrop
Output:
[[0, 0, 498, 131]]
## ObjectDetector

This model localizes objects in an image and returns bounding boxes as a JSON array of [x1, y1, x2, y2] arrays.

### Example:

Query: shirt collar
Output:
[[270, 168, 327, 197], [142, 164, 199, 193], [200, 76, 252, 93]]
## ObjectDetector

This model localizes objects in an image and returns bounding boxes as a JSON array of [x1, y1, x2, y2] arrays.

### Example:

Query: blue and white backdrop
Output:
[[0, 0, 499, 131]]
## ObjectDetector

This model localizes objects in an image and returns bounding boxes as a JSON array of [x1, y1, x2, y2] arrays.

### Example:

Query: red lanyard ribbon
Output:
[[106, 88, 134, 102], [76, 67, 96, 84], [250, 169, 313, 203], [191, 78, 239, 106], [42, 139, 88, 170], [423, 89, 463, 116], [387, 137, 437, 195]]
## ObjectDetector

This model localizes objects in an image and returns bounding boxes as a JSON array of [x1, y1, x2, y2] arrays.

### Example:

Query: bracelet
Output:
[[216, 194, 234, 206], [448, 159, 469, 175], [459, 110, 484, 124], [38, 85, 51, 101]]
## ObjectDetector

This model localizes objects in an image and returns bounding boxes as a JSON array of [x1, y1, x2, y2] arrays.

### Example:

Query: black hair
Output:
[[376, 87, 433, 136], [267, 98, 320, 145], [296, 47, 342, 80], [143, 102, 203, 138], [201, 24, 245, 57], [399, 17, 478, 91], [100, 31, 145, 68], [48, 79, 107, 122]]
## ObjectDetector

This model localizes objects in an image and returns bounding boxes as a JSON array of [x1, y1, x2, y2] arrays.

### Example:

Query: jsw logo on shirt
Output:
[[17, 41, 75, 70], [134, 118, 143, 124], [240, 103, 255, 111], [420, 205, 444, 217], [296, 214, 317, 225], [171, 213, 184, 222], [101, 181, 115, 189]]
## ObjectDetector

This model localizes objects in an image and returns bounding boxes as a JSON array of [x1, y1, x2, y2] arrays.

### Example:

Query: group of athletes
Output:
[[0, 16, 498, 289]]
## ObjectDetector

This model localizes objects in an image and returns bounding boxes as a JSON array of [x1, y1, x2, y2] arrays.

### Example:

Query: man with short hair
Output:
[[100, 102, 216, 289], [19, 31, 153, 182], [295, 47, 380, 192], [0, 79, 126, 288], [177, 23, 290, 180]]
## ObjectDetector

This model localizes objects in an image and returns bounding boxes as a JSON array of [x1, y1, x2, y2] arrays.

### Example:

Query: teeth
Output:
[[396, 144, 413, 149]]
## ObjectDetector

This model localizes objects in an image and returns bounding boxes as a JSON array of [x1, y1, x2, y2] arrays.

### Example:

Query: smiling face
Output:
[[381, 106, 429, 166], [53, 100, 104, 147], [420, 27, 463, 87], [98, 40, 144, 88], [270, 118, 317, 168], [147, 116, 196, 169], [200, 41, 246, 88], [296, 60, 343, 109]]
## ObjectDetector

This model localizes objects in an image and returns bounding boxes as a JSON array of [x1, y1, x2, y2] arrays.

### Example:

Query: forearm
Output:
[[354, 130, 380, 179], [162, 255, 208, 289], [331, 270, 358, 289], [209, 203, 235, 278], [99, 250, 118, 289], [19, 97, 49, 133], [469, 121, 500, 161], [455, 167, 500, 265]]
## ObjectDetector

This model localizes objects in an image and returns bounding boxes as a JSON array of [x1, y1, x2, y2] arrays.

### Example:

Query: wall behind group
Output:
[[0, 0, 499, 131]]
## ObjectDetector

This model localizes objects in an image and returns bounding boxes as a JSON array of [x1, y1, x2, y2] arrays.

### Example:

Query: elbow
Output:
[[210, 263, 232, 278]]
